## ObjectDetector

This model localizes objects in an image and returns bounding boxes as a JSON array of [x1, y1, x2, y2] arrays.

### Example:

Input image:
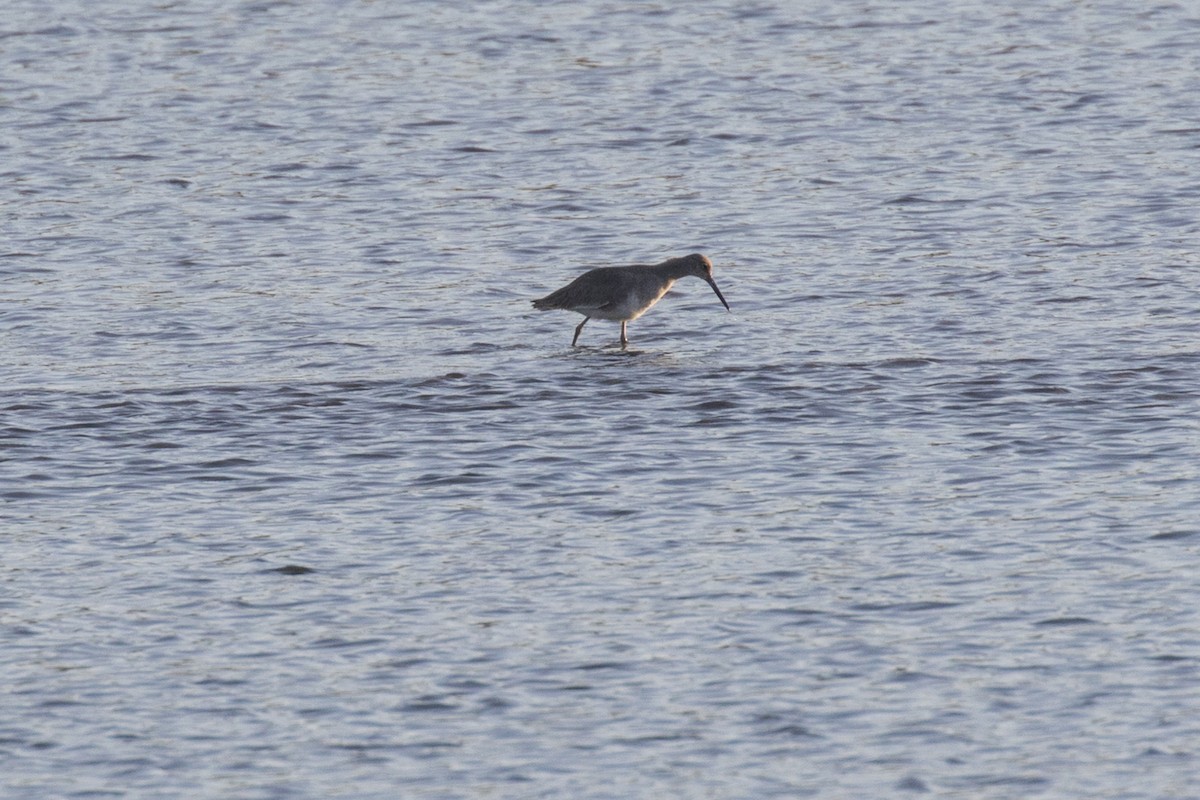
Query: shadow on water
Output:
[[549, 345, 697, 369]]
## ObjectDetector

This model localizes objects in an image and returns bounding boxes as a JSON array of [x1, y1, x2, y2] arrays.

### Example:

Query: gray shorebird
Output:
[[531, 253, 730, 347]]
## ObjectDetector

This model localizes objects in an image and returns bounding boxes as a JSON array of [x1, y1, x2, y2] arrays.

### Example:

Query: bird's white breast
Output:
[[588, 281, 675, 321]]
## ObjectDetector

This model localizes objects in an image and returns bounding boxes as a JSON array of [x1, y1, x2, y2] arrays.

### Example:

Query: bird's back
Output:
[[532, 265, 642, 312]]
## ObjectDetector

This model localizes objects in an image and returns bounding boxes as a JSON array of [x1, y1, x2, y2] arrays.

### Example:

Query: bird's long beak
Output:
[[706, 277, 731, 311]]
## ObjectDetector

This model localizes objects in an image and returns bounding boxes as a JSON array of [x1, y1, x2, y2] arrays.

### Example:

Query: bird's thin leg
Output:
[[620, 321, 628, 348], [572, 317, 589, 346]]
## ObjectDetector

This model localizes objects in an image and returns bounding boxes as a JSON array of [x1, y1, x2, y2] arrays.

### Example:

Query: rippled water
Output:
[[4, 1, 1199, 798]]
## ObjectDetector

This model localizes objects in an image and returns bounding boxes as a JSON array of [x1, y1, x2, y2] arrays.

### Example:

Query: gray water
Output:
[[3, 1, 1199, 798]]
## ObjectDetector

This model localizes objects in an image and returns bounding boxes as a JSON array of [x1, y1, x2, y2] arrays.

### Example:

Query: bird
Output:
[[531, 253, 730, 347]]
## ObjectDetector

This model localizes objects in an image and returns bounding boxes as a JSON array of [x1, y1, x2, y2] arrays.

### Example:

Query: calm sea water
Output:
[[4, 1, 1199, 798]]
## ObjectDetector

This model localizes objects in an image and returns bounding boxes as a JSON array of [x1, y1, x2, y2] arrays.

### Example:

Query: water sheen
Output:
[[4, 1, 1199, 798]]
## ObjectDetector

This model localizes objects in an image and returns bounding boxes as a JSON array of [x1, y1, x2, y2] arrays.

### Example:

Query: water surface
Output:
[[3, 1, 1199, 798]]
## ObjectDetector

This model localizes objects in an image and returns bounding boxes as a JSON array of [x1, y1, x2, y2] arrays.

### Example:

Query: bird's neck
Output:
[[657, 259, 698, 281]]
